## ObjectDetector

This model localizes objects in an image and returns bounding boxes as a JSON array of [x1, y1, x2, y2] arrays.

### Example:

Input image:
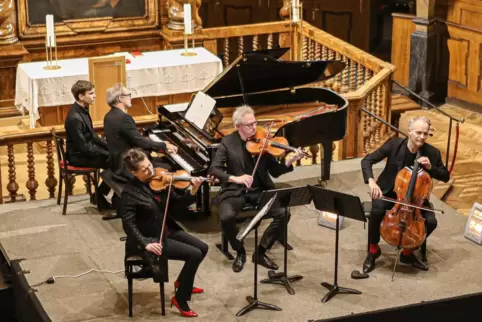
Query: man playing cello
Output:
[[361, 116, 450, 273]]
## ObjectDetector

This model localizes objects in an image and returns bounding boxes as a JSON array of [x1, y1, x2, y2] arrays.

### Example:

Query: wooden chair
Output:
[[120, 236, 168, 317], [52, 131, 100, 215]]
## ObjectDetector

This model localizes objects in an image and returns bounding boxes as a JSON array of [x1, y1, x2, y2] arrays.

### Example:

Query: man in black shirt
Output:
[[64, 80, 111, 208], [209, 105, 304, 273], [361, 116, 450, 273]]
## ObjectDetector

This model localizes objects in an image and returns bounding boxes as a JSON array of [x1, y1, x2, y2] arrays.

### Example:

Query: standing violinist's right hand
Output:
[[145, 242, 163, 256], [368, 178, 383, 200], [229, 175, 253, 188]]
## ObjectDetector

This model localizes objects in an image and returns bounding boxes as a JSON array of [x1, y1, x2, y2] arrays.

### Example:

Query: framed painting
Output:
[[17, 0, 159, 39]]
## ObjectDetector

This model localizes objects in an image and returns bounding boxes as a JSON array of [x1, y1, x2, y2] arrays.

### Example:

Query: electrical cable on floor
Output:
[[31, 268, 125, 287]]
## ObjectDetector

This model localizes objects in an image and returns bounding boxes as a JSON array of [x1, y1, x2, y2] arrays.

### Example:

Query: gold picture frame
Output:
[[17, 0, 158, 39]]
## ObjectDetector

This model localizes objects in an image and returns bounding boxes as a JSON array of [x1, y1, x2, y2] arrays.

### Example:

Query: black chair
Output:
[[121, 236, 168, 317], [362, 201, 427, 261], [52, 131, 100, 215]]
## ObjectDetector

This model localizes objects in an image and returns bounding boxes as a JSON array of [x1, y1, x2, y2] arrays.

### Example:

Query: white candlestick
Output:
[[292, 0, 300, 23], [184, 4, 192, 35], [46, 15, 56, 47]]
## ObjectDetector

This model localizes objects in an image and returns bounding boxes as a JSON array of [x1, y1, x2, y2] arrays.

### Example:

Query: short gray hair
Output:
[[106, 83, 129, 106], [408, 116, 431, 130], [232, 105, 255, 127]]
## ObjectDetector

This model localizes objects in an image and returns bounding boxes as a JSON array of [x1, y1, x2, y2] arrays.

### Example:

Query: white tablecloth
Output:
[[15, 47, 223, 128]]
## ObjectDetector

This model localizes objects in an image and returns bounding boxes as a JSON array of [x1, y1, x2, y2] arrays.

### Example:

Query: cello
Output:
[[379, 150, 432, 251]]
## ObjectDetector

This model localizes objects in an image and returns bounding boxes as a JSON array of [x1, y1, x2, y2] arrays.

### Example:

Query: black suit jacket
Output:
[[65, 102, 109, 165], [208, 131, 293, 203], [361, 137, 450, 194], [119, 177, 196, 255], [103, 108, 166, 181]]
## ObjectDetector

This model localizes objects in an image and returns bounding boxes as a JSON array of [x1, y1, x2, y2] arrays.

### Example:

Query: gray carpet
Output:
[[0, 161, 480, 322]]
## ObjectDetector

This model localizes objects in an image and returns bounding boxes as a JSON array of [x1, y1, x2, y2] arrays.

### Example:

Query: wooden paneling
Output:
[[391, 13, 482, 107], [200, 0, 377, 52], [391, 14, 416, 86], [447, 38, 469, 87], [436, 0, 482, 31]]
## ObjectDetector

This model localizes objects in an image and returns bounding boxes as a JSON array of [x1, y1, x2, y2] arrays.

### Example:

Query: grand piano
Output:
[[146, 48, 349, 215]]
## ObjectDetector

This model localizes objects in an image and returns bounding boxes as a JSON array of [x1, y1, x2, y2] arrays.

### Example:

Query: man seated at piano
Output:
[[103, 83, 178, 183], [209, 105, 304, 273]]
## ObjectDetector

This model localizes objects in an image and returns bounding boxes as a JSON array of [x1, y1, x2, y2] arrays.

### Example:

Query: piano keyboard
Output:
[[148, 133, 195, 174]]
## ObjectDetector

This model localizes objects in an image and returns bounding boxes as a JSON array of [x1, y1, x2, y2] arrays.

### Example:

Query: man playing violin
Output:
[[209, 105, 304, 273], [120, 148, 208, 317], [361, 116, 450, 273]]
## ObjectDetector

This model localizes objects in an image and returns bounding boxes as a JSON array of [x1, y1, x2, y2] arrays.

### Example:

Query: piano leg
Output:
[[201, 182, 211, 216], [319, 140, 332, 185]]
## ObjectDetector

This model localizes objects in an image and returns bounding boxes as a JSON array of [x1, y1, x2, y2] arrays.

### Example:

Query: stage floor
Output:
[[0, 159, 480, 322]]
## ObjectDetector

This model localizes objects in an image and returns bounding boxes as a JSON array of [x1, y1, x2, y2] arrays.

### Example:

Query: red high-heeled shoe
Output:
[[174, 280, 204, 294], [170, 296, 198, 317]]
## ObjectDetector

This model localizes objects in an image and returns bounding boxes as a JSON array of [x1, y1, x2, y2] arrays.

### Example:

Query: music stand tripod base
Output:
[[236, 296, 282, 317], [321, 282, 362, 303], [260, 272, 303, 295]]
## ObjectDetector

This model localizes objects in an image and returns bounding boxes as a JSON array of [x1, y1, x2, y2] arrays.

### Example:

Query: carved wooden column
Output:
[[0, 0, 17, 44], [0, 0, 28, 117], [167, 0, 202, 30], [408, 0, 437, 103], [45, 140, 58, 198]]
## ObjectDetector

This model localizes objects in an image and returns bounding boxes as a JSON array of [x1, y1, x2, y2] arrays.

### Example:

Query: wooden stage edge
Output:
[[0, 161, 480, 322]]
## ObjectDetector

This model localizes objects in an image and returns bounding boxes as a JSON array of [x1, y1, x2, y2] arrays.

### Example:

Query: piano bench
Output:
[[100, 170, 126, 221], [122, 237, 168, 317], [215, 204, 293, 260]]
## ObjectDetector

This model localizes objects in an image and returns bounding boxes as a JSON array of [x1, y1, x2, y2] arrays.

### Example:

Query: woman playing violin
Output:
[[361, 116, 450, 273], [209, 105, 305, 274], [119, 148, 208, 317]]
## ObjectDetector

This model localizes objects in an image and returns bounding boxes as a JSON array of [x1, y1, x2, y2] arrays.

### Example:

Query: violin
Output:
[[379, 151, 437, 251], [246, 126, 311, 158], [149, 168, 216, 191]]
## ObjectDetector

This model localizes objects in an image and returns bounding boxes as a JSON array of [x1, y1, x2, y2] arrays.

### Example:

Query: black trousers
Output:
[[219, 191, 290, 252], [69, 154, 111, 196], [368, 191, 438, 246], [143, 230, 208, 302]]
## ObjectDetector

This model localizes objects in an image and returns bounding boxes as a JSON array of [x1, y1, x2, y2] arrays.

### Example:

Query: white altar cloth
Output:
[[15, 47, 223, 128]]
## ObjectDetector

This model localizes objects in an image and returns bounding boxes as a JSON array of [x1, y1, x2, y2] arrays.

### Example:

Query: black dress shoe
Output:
[[400, 253, 429, 271], [363, 248, 381, 273], [232, 252, 246, 273], [252, 253, 279, 270]]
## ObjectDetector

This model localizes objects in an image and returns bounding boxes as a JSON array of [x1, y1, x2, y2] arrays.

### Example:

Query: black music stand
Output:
[[258, 186, 313, 295], [235, 194, 282, 317], [308, 185, 366, 303]]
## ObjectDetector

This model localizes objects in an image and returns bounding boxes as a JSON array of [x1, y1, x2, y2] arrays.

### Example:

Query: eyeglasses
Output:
[[120, 93, 132, 98], [240, 121, 257, 129]]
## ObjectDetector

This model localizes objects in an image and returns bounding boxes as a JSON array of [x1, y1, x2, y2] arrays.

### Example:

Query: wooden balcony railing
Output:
[[1, 21, 395, 204]]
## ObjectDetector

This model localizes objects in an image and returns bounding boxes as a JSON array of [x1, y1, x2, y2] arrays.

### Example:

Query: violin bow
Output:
[[159, 174, 174, 244], [367, 193, 444, 214]]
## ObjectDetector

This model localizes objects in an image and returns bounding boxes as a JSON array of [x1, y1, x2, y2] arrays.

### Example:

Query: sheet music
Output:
[[237, 193, 277, 241], [164, 102, 189, 113], [184, 91, 216, 129]]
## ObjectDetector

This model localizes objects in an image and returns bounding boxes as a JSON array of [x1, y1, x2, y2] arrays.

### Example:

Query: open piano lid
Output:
[[204, 47, 346, 98]]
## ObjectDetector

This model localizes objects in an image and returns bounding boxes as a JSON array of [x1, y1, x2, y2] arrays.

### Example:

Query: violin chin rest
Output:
[[351, 270, 369, 280]]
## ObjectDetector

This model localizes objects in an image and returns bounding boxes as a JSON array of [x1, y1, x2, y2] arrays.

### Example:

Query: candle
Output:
[[45, 14, 56, 47], [291, 0, 300, 23], [183, 3, 192, 35]]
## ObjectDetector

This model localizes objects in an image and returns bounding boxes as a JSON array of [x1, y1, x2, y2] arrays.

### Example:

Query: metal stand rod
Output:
[[321, 214, 362, 303], [260, 206, 303, 295], [236, 225, 281, 316]]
